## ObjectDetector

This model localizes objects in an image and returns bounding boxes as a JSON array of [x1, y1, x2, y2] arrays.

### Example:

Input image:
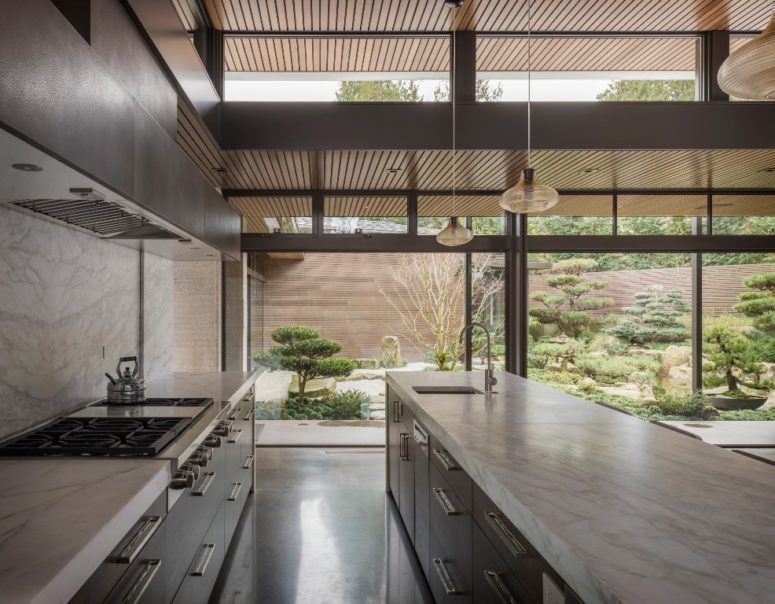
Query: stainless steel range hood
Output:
[[0, 129, 231, 261]]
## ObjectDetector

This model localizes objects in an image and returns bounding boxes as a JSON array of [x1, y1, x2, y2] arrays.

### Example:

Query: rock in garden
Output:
[[667, 364, 692, 390], [289, 376, 337, 398], [381, 336, 404, 368], [662, 345, 691, 374]]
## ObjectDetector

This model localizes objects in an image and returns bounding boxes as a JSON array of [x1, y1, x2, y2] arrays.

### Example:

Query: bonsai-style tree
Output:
[[607, 285, 690, 347], [255, 326, 357, 397], [532, 335, 584, 371], [529, 258, 613, 338], [735, 272, 775, 335], [702, 326, 770, 395]]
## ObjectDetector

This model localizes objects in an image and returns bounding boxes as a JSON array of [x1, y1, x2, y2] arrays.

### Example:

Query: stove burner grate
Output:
[[0, 416, 193, 457]]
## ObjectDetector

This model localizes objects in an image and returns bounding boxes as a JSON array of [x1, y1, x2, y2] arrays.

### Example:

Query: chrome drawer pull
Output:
[[116, 516, 161, 564], [191, 543, 215, 576], [242, 409, 254, 421], [121, 559, 161, 604], [484, 570, 518, 604], [432, 487, 458, 515], [432, 558, 457, 595], [484, 511, 528, 557], [193, 472, 216, 496], [228, 428, 243, 444], [432, 448, 459, 471], [243, 455, 255, 469], [399, 433, 410, 461], [228, 482, 243, 501], [392, 400, 400, 423]]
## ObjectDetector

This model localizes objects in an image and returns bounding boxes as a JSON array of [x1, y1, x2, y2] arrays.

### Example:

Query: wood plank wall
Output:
[[259, 255, 774, 361]]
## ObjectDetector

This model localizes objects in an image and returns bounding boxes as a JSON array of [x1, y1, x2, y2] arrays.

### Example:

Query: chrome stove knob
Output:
[[212, 421, 231, 437], [204, 435, 222, 448], [188, 452, 208, 467], [196, 445, 213, 459], [180, 462, 200, 480], [170, 470, 194, 489]]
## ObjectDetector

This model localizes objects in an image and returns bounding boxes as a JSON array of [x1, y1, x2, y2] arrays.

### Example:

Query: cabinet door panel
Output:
[[387, 392, 401, 499], [429, 464, 471, 604], [398, 422, 415, 543], [414, 426, 431, 581], [473, 522, 531, 604], [430, 444, 472, 512]]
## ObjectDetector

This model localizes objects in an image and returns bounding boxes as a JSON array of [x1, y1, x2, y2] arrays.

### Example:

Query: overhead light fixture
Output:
[[499, 0, 559, 214], [211, 166, 226, 173], [444, 0, 464, 7], [437, 2, 473, 247], [718, 11, 775, 100], [580, 167, 600, 174], [12, 163, 43, 172], [759, 167, 775, 173]]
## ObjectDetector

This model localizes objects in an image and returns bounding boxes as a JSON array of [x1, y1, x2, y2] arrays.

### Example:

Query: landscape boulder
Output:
[[662, 345, 691, 374], [381, 336, 404, 369], [667, 364, 692, 390], [289, 376, 337, 398]]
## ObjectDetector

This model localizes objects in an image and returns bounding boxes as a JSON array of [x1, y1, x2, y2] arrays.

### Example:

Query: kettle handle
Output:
[[117, 356, 139, 378]]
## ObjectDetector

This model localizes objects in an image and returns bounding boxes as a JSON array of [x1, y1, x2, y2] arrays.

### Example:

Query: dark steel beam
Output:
[[465, 248, 473, 371], [220, 102, 775, 151], [515, 214, 529, 377], [453, 31, 476, 104], [221, 30, 762, 38], [700, 30, 730, 102], [691, 219, 703, 393], [527, 235, 775, 253], [241, 234, 510, 253], [407, 193, 418, 236]]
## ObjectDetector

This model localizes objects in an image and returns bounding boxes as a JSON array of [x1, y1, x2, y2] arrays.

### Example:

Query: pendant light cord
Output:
[[451, 20, 457, 217], [526, 0, 532, 168]]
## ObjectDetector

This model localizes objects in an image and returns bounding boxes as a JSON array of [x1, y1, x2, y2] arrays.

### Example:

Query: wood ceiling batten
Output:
[[219, 149, 775, 191], [417, 195, 504, 216], [230, 195, 312, 233], [175, 96, 225, 188], [325, 196, 408, 216], [477, 36, 699, 72], [204, 0, 772, 32], [224, 36, 449, 72]]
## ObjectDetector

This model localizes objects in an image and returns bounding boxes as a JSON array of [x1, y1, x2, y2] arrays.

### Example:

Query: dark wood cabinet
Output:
[[387, 392, 585, 604]]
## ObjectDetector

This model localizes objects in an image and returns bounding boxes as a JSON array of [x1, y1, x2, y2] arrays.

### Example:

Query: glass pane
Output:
[[230, 196, 312, 234], [477, 36, 699, 102], [712, 195, 775, 235], [418, 195, 505, 235], [702, 253, 775, 418], [248, 276, 264, 370], [471, 253, 506, 370], [617, 194, 706, 235], [224, 36, 449, 102], [528, 252, 697, 420], [528, 195, 613, 235], [324, 196, 407, 234]]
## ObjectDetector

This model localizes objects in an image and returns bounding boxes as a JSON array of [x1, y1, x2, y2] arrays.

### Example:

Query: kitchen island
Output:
[[386, 371, 775, 604], [0, 370, 261, 604]]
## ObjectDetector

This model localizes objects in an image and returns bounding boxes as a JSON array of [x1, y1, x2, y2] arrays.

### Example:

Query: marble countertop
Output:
[[386, 371, 775, 604], [657, 420, 775, 447], [0, 370, 261, 603], [0, 458, 170, 604]]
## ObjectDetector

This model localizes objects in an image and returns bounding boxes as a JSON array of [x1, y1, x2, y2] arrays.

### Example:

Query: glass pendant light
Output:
[[499, 0, 559, 214], [718, 7, 775, 100], [437, 7, 473, 247]]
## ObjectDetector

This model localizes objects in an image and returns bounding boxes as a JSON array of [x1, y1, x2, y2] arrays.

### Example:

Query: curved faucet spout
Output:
[[459, 322, 498, 393]]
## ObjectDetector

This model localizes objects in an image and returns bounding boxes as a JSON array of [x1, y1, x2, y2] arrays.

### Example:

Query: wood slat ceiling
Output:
[[713, 194, 775, 215], [325, 196, 407, 216], [172, 0, 199, 31], [618, 194, 707, 216], [202, 0, 771, 32], [225, 36, 449, 71], [418, 194, 502, 216], [176, 95, 225, 189], [229, 195, 311, 232], [477, 36, 697, 72], [532, 194, 613, 216], [219, 149, 775, 191]]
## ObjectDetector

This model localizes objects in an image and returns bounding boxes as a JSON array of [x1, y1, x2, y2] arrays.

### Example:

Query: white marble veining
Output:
[[0, 458, 170, 604], [387, 371, 775, 604], [145, 370, 263, 406], [142, 253, 173, 381], [0, 207, 174, 439]]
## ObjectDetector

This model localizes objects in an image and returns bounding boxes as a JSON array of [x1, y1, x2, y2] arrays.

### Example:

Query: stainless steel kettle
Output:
[[105, 356, 146, 403]]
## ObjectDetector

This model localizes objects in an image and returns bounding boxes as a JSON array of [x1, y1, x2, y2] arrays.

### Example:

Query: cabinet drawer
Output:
[[473, 522, 531, 604], [224, 471, 250, 546], [172, 505, 225, 604], [102, 528, 166, 604], [430, 444, 472, 512], [474, 485, 555, 603], [70, 492, 167, 604], [429, 464, 471, 604]]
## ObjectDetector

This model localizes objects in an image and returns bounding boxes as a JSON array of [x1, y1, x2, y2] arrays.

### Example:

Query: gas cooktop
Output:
[[0, 417, 193, 457], [95, 397, 213, 408]]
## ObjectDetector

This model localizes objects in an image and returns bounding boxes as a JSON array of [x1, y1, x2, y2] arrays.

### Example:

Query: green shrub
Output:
[[280, 389, 370, 420], [255, 325, 357, 396], [703, 325, 770, 393], [576, 354, 660, 384], [607, 285, 690, 347], [652, 392, 718, 419]]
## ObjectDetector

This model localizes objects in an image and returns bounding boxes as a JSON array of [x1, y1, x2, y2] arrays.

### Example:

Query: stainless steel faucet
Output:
[[459, 322, 498, 393]]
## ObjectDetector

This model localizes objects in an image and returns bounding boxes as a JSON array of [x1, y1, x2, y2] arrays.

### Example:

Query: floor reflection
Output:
[[210, 448, 432, 604]]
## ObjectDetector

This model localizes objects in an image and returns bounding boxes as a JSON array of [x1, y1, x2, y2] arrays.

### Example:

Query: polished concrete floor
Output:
[[210, 448, 433, 604]]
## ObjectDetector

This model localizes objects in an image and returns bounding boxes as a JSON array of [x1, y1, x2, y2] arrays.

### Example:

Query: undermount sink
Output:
[[412, 385, 484, 395]]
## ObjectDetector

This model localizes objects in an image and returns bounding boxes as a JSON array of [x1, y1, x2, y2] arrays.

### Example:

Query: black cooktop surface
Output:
[[0, 417, 193, 457], [96, 397, 213, 408]]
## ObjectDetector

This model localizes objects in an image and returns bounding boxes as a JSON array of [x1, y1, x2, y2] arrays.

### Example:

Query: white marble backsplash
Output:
[[0, 206, 173, 438]]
